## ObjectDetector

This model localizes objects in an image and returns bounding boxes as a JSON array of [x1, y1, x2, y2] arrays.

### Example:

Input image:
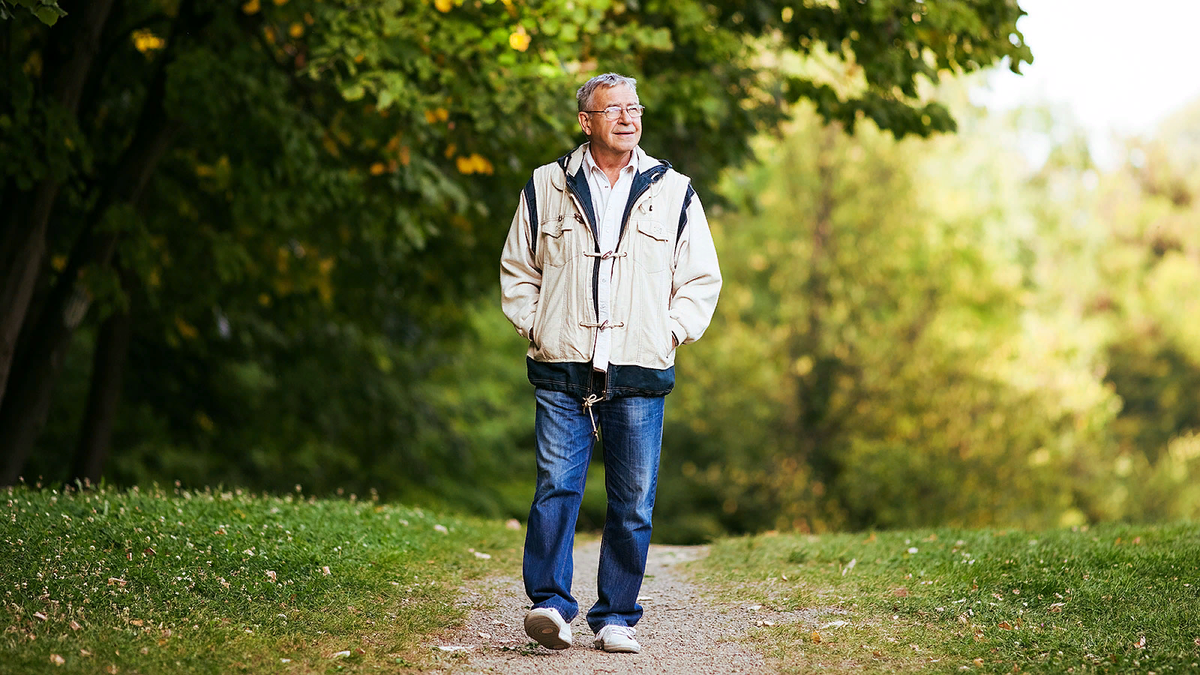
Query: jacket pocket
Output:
[[539, 216, 576, 268], [633, 219, 670, 273]]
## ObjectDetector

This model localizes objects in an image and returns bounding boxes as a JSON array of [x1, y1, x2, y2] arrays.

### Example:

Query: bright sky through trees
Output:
[[973, 0, 1200, 166]]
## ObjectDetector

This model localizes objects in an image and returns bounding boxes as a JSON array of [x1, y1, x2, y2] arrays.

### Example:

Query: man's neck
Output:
[[589, 145, 635, 186]]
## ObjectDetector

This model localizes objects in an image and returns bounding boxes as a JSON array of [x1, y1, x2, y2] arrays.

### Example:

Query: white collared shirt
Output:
[[582, 145, 639, 373]]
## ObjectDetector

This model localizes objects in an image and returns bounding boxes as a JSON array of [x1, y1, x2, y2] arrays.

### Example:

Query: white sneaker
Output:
[[524, 607, 572, 650], [593, 624, 640, 653]]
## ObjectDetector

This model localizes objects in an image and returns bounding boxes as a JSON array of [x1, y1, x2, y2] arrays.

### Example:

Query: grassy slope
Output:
[[0, 485, 523, 674], [696, 523, 1200, 674]]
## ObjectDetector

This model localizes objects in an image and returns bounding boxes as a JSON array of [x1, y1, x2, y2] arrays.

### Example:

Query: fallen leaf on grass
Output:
[[473, 551, 491, 560], [130, 619, 143, 627], [79, 649, 92, 657], [266, 570, 277, 582], [478, 632, 491, 639], [811, 631, 821, 644], [280, 658, 291, 663], [1134, 636, 1146, 649], [322, 566, 331, 576], [33, 612, 47, 621], [105, 665, 118, 674], [998, 621, 1013, 630], [436, 645, 474, 652], [762, 620, 775, 627], [974, 658, 984, 667], [746, 604, 761, 612], [1049, 603, 1065, 613], [892, 587, 909, 598], [69, 620, 81, 631], [107, 577, 128, 587], [331, 650, 352, 658], [821, 620, 850, 629], [50, 654, 65, 666]]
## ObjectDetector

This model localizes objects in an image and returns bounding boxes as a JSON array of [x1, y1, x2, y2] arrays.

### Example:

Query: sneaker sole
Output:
[[524, 613, 571, 650], [594, 640, 641, 654]]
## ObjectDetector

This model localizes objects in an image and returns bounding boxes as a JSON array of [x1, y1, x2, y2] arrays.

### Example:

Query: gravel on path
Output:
[[429, 540, 785, 674]]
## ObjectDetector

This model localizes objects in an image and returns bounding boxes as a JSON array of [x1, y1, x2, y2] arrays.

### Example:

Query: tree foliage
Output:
[[1, 0, 1031, 490]]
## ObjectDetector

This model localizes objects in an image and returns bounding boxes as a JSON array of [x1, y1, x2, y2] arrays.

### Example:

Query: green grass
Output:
[[0, 484, 523, 674], [696, 523, 1200, 674]]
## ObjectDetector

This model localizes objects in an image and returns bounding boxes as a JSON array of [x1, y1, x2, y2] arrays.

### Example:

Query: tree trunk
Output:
[[71, 265, 134, 486], [0, 0, 115, 409], [0, 0, 198, 486]]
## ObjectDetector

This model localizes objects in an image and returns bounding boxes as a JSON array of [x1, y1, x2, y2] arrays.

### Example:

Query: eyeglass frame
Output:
[[581, 104, 646, 121]]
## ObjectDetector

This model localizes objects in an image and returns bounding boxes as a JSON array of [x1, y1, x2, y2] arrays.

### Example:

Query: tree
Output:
[[1, 0, 1031, 488]]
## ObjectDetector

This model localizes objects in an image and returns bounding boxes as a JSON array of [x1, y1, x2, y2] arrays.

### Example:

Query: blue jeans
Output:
[[523, 387, 664, 634]]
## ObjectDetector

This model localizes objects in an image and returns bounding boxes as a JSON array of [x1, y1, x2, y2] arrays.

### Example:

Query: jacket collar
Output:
[[552, 143, 666, 190]]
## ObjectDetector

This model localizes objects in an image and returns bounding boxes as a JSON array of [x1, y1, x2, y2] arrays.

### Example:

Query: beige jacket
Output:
[[500, 143, 721, 397]]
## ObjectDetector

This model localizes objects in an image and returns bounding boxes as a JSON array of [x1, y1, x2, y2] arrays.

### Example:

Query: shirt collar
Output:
[[583, 144, 640, 177]]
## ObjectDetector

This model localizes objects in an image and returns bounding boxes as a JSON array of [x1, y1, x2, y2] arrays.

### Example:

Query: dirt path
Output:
[[429, 540, 788, 674]]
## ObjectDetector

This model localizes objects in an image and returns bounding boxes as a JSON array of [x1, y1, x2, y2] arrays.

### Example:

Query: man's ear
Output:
[[577, 111, 591, 136]]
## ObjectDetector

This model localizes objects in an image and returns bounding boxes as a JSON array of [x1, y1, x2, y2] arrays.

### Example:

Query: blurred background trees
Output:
[[5, 0, 1200, 542]]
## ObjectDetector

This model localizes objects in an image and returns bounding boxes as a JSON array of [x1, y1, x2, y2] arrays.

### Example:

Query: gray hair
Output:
[[576, 73, 638, 112]]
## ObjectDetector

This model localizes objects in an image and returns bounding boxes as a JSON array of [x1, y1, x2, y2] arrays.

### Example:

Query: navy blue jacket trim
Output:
[[524, 178, 538, 254], [527, 358, 675, 398], [678, 183, 695, 241], [618, 161, 670, 243]]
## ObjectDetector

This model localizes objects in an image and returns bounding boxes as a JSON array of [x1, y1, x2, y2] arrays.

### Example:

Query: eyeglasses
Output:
[[582, 104, 646, 121]]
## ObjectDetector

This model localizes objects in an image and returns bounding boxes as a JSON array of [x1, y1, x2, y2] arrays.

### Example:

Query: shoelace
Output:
[[602, 625, 636, 640]]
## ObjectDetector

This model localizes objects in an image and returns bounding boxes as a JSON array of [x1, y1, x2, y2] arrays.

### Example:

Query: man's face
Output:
[[578, 83, 642, 158]]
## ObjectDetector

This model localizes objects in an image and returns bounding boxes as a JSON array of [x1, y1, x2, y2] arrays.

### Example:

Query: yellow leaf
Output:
[[241, 0, 260, 14], [369, 162, 385, 175], [456, 156, 474, 174], [263, 26, 276, 44], [51, 254, 67, 272], [131, 29, 165, 53], [424, 110, 438, 124], [175, 316, 199, 340], [436, 107, 449, 122], [288, 22, 304, 38], [304, 12, 314, 24], [398, 146, 410, 166], [434, 0, 452, 12], [353, 53, 364, 63], [509, 27, 530, 52], [444, 143, 457, 158], [811, 631, 821, 643]]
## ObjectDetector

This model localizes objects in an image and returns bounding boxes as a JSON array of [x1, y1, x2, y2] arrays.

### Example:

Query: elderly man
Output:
[[500, 72, 721, 654]]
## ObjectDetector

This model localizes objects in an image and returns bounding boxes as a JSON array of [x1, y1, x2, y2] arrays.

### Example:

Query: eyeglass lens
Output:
[[604, 105, 644, 120]]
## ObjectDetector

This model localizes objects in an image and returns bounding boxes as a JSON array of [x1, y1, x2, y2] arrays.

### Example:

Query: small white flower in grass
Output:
[[265, 570, 276, 582], [907, 547, 918, 554], [280, 658, 291, 663], [322, 566, 331, 576], [434, 524, 448, 534]]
